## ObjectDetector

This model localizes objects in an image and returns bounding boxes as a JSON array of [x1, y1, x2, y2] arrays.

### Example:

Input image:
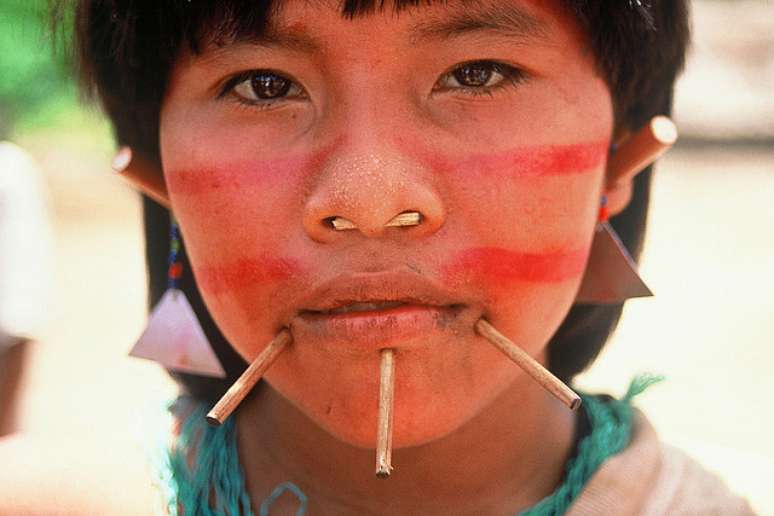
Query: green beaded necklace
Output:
[[154, 375, 662, 516]]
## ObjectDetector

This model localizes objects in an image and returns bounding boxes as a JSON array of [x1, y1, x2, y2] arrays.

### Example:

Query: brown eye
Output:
[[228, 70, 305, 104], [249, 72, 291, 99], [435, 60, 525, 93], [453, 62, 496, 87]]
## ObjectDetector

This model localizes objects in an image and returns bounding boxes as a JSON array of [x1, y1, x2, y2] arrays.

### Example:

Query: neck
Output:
[[236, 374, 576, 515]]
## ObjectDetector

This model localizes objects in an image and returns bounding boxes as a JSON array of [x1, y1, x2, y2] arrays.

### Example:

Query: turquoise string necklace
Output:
[[156, 374, 662, 516], [520, 374, 663, 516]]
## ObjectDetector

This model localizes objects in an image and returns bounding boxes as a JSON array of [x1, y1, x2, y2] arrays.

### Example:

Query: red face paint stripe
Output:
[[166, 158, 301, 195], [401, 140, 608, 178], [166, 141, 341, 195], [196, 257, 301, 294], [444, 246, 589, 284]]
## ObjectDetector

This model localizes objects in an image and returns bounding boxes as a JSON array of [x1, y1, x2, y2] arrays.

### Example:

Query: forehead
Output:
[[193, 0, 586, 53]]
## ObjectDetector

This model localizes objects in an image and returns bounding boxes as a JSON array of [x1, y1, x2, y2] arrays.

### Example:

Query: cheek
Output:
[[430, 141, 607, 350], [164, 141, 338, 263], [444, 247, 590, 294], [409, 139, 606, 291], [162, 151, 330, 357], [165, 158, 305, 277]]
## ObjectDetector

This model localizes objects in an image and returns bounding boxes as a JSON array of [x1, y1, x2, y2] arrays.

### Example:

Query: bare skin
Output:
[[157, 0, 635, 513], [0, 0, 648, 514], [163, 0, 610, 435], [236, 370, 574, 514]]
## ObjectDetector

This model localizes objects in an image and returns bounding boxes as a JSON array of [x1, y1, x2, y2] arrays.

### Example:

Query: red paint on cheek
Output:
[[443, 246, 589, 285], [196, 256, 302, 294], [166, 159, 298, 194], [398, 139, 608, 178], [165, 142, 340, 195]]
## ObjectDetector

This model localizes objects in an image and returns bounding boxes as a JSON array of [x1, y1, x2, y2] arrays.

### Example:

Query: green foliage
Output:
[[0, 0, 76, 137]]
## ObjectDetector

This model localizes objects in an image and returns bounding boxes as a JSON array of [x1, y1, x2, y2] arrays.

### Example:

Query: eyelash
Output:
[[218, 60, 528, 109], [218, 70, 306, 110], [434, 60, 528, 97]]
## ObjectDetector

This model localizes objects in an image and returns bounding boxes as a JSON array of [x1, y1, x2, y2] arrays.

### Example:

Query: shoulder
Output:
[[0, 432, 162, 515], [569, 409, 755, 516], [644, 443, 756, 516]]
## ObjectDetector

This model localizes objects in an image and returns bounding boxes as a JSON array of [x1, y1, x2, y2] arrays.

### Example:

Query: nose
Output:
[[303, 144, 446, 243]]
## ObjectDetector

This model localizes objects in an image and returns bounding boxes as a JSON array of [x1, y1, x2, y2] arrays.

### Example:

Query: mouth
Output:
[[301, 298, 463, 315], [305, 299, 410, 315], [293, 301, 467, 352], [286, 269, 475, 352]]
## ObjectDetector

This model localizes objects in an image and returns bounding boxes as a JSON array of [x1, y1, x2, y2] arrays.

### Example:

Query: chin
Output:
[[265, 343, 520, 450], [312, 403, 471, 450]]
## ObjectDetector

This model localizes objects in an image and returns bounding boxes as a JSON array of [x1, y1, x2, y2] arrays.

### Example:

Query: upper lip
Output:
[[295, 269, 464, 314]]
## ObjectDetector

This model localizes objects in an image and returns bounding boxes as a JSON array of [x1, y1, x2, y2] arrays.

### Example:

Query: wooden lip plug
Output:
[[331, 211, 422, 231], [112, 146, 171, 208], [576, 116, 678, 305], [475, 318, 581, 411], [607, 116, 678, 186], [375, 348, 396, 478], [206, 328, 292, 426]]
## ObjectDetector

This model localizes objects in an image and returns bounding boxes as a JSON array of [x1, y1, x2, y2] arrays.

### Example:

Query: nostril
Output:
[[325, 212, 423, 232], [385, 211, 423, 228], [326, 216, 357, 231]]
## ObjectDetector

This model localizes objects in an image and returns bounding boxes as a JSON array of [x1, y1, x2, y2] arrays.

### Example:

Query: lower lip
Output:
[[292, 304, 465, 352]]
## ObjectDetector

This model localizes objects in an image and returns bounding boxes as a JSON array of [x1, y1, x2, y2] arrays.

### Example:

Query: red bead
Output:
[[598, 205, 610, 223], [168, 262, 183, 279]]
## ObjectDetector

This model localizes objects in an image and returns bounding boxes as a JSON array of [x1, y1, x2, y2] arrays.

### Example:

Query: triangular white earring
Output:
[[128, 217, 225, 378], [130, 289, 225, 377], [576, 220, 653, 304], [576, 115, 677, 306]]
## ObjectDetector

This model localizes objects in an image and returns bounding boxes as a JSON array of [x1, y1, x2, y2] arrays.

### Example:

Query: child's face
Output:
[[160, 0, 612, 447]]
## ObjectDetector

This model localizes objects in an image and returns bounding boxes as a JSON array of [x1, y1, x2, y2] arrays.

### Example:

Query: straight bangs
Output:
[[171, 0, 449, 53]]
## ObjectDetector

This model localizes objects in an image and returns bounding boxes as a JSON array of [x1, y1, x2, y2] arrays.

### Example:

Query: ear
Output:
[[603, 168, 636, 217], [603, 117, 677, 216], [113, 146, 170, 208]]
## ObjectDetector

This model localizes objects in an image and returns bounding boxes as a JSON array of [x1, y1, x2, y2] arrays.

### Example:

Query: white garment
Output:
[[0, 141, 53, 347], [568, 410, 755, 515]]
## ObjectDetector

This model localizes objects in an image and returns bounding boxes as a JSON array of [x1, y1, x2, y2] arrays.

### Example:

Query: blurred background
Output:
[[1, 0, 772, 513]]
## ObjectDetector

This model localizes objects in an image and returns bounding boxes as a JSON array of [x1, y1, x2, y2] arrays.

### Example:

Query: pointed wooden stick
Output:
[[330, 216, 357, 231], [475, 319, 581, 411], [206, 328, 292, 426], [112, 146, 171, 208], [385, 211, 422, 227], [375, 348, 395, 478], [576, 116, 676, 304], [607, 116, 678, 187], [330, 211, 422, 231]]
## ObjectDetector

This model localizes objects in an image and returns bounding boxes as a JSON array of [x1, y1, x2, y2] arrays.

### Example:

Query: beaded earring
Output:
[[128, 216, 225, 377], [575, 193, 653, 304], [575, 117, 678, 303]]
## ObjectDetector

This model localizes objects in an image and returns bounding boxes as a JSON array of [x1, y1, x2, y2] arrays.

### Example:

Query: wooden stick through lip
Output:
[[112, 146, 171, 208], [607, 116, 678, 187], [375, 348, 396, 478], [475, 319, 581, 411], [113, 118, 678, 425], [206, 328, 292, 426]]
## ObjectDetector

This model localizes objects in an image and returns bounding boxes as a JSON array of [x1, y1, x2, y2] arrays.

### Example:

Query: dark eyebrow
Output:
[[215, 26, 324, 54], [408, 4, 550, 44]]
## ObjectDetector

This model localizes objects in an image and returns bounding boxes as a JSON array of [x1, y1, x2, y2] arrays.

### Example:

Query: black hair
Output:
[[63, 0, 689, 400]]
